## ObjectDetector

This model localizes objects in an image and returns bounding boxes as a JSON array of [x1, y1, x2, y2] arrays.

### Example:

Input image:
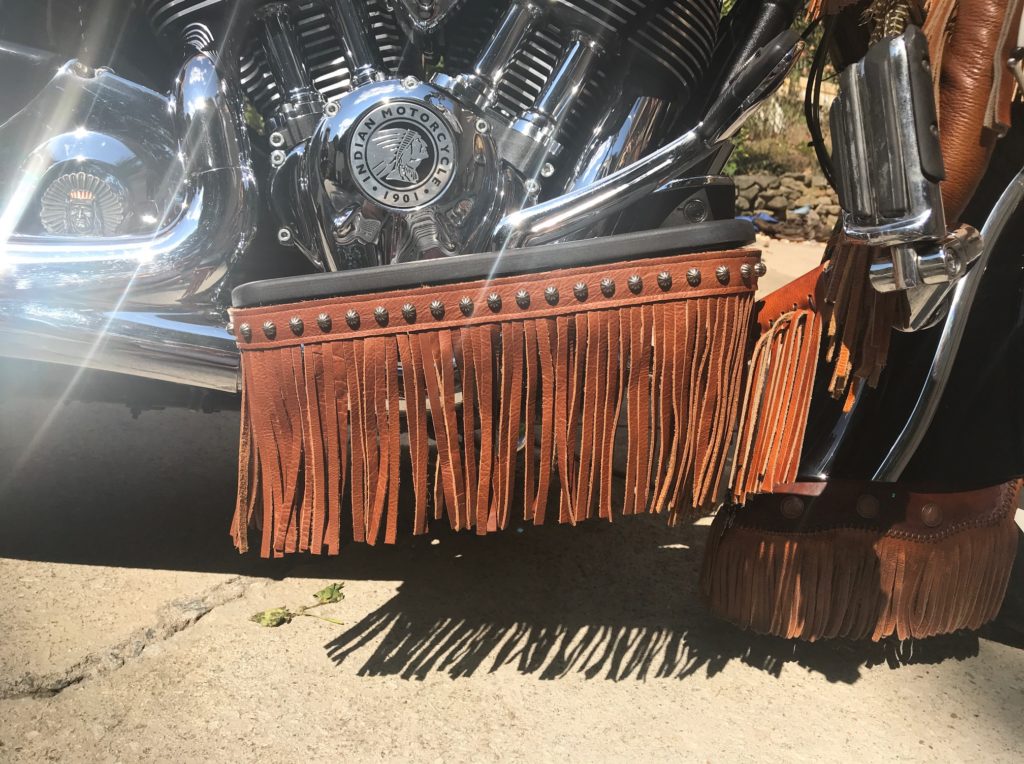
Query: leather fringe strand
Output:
[[731, 308, 823, 503], [701, 482, 1021, 641], [233, 293, 754, 555]]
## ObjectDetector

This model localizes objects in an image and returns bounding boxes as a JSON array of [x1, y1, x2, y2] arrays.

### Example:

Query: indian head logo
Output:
[[349, 101, 456, 210], [39, 171, 126, 236]]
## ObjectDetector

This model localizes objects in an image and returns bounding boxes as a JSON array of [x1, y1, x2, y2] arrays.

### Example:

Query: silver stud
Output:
[[686, 268, 701, 287], [374, 306, 389, 326], [780, 496, 804, 519], [627, 275, 643, 294], [239, 323, 252, 342], [600, 278, 615, 297], [402, 303, 417, 323], [754, 261, 767, 277], [544, 286, 560, 305], [269, 131, 285, 148], [289, 316, 304, 336], [740, 263, 753, 282], [430, 300, 445, 320], [856, 494, 880, 520], [573, 282, 589, 301], [515, 289, 531, 309], [487, 293, 502, 312], [345, 310, 361, 330], [657, 272, 672, 290], [460, 297, 474, 316], [262, 320, 277, 340], [317, 313, 332, 332], [324, 101, 340, 117], [716, 265, 730, 284], [921, 503, 943, 527]]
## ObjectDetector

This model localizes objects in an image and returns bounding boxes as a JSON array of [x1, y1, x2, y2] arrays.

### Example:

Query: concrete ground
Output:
[[1, 240, 1022, 762]]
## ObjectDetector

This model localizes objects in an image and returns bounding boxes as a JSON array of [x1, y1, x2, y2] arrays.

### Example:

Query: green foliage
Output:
[[250, 607, 294, 628], [312, 582, 345, 605], [250, 583, 346, 628]]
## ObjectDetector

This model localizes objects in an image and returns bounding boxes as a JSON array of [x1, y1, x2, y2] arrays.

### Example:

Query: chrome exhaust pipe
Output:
[[0, 52, 257, 392]]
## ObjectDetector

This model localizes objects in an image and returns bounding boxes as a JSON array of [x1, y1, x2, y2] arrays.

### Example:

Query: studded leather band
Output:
[[229, 248, 763, 350]]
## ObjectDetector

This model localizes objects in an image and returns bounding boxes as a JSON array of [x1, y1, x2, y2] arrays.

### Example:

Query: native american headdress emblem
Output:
[[39, 171, 127, 236], [368, 127, 430, 186]]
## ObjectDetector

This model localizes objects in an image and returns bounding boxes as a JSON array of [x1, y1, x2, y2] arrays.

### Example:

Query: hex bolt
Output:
[[270, 149, 287, 167], [269, 131, 286, 148]]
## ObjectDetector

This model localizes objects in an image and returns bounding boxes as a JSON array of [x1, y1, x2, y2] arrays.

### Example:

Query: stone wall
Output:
[[733, 172, 839, 242]]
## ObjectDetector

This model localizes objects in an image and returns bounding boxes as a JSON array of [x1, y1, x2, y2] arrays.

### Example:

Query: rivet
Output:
[[374, 306, 389, 326], [345, 310, 361, 330], [317, 313, 332, 332], [627, 275, 643, 294], [657, 271, 672, 290], [754, 261, 767, 277], [401, 303, 417, 323], [600, 278, 615, 297], [430, 300, 445, 319], [544, 286, 560, 305], [921, 503, 943, 527], [686, 268, 701, 287], [515, 289, 531, 309], [262, 320, 277, 340], [716, 265, 730, 284], [740, 263, 753, 282], [573, 282, 589, 301], [855, 494, 880, 520], [239, 323, 252, 342], [289, 316, 304, 336], [460, 296, 474, 316], [780, 495, 805, 519], [487, 293, 502, 312]]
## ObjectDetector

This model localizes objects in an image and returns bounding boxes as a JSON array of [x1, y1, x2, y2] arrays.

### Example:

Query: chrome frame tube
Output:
[[873, 166, 1024, 481], [448, 1, 546, 109], [255, 2, 320, 105], [325, 0, 387, 86], [512, 30, 603, 141]]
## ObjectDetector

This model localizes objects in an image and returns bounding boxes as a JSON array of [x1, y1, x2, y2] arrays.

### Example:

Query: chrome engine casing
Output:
[[169, 0, 723, 270], [0, 0, 807, 393], [272, 77, 524, 270]]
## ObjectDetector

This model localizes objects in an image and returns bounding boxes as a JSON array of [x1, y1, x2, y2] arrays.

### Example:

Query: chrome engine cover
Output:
[[274, 78, 523, 270]]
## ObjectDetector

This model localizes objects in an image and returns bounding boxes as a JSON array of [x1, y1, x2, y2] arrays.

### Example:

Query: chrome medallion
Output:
[[39, 171, 127, 236], [348, 101, 456, 210]]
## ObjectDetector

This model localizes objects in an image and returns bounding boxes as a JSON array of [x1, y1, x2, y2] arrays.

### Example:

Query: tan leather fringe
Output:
[[230, 251, 758, 556], [731, 308, 823, 503], [701, 481, 1021, 641], [820, 243, 900, 399]]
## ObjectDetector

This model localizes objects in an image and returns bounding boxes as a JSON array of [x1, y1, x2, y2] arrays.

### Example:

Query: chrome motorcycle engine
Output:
[[146, 0, 722, 270]]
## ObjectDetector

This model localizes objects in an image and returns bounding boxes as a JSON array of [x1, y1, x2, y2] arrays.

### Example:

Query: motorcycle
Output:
[[0, 0, 1021, 643]]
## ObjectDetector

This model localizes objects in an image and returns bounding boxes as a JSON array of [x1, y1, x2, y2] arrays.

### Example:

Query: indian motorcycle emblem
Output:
[[39, 171, 127, 236], [349, 101, 456, 210]]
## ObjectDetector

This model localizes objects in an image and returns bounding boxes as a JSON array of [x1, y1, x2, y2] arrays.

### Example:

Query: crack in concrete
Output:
[[0, 576, 259, 700]]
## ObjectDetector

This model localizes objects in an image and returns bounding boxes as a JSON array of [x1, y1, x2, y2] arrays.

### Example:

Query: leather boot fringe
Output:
[[229, 250, 760, 556], [731, 308, 822, 503], [701, 480, 1022, 641]]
